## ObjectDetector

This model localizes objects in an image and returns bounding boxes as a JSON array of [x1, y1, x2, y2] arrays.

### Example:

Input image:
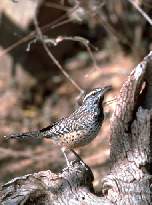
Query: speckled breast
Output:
[[59, 121, 101, 149]]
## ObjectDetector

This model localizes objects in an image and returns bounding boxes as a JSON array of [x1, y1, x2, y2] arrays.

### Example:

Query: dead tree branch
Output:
[[102, 51, 152, 204], [127, 0, 152, 26], [33, 15, 84, 94]]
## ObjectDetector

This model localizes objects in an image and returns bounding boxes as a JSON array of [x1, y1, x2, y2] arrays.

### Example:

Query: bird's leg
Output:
[[61, 147, 71, 167], [70, 149, 87, 168], [61, 147, 87, 170]]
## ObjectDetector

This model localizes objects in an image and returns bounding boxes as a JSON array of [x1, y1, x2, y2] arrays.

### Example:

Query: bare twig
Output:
[[127, 0, 152, 26], [44, 1, 71, 11], [44, 36, 99, 69], [0, 4, 76, 58], [50, 18, 73, 29], [104, 96, 117, 106], [33, 16, 84, 94]]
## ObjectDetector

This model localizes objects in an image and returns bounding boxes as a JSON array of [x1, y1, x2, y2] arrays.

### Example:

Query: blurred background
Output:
[[0, 0, 151, 190]]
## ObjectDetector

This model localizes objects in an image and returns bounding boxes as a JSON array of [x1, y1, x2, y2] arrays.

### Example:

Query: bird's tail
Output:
[[4, 129, 48, 140]]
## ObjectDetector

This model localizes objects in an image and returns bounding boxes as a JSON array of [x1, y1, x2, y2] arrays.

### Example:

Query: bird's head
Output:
[[82, 86, 112, 108]]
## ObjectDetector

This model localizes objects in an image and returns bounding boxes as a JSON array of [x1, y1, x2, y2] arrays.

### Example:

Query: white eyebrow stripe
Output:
[[83, 89, 102, 101]]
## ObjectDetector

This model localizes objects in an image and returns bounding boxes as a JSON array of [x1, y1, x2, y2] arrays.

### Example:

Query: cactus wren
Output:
[[5, 86, 111, 164]]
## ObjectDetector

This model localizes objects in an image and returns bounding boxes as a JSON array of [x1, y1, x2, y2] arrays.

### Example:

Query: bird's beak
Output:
[[100, 86, 112, 106], [101, 85, 112, 95]]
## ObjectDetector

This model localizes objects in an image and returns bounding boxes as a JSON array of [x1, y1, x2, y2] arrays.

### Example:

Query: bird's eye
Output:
[[91, 91, 97, 96]]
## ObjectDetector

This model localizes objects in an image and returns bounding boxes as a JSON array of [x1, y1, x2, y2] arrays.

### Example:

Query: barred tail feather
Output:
[[4, 130, 46, 140]]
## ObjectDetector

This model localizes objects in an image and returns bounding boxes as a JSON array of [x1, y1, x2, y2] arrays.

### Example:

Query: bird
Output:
[[4, 86, 111, 165]]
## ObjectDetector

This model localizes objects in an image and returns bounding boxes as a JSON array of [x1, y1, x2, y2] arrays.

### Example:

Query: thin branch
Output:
[[44, 1, 71, 11], [44, 36, 99, 69], [104, 96, 117, 106], [50, 18, 73, 29], [127, 0, 152, 26], [0, 4, 76, 58], [33, 16, 84, 94]]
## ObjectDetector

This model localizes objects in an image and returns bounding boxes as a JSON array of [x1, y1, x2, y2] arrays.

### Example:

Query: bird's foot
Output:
[[61, 148, 88, 172]]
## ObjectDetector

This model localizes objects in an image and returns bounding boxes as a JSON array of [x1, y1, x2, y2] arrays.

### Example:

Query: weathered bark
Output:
[[102, 51, 152, 204], [0, 51, 152, 204]]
